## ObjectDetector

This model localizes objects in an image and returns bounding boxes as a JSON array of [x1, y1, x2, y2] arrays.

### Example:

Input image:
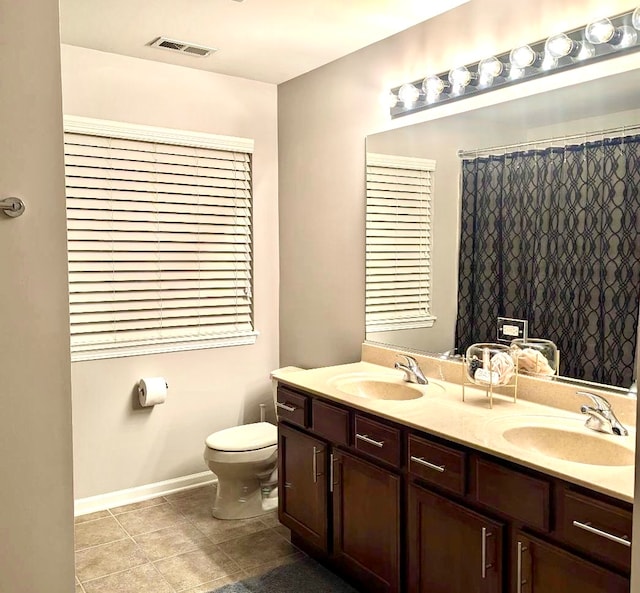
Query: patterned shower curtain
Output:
[[455, 135, 640, 387]]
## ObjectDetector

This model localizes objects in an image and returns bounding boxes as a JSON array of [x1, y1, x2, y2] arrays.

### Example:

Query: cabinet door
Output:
[[515, 531, 629, 593], [278, 423, 328, 552], [408, 484, 503, 593], [332, 449, 401, 593]]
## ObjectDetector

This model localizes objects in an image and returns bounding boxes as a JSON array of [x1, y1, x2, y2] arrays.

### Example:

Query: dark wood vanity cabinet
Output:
[[333, 449, 401, 593], [408, 484, 504, 593], [278, 422, 328, 552], [515, 531, 629, 593], [276, 384, 632, 593], [277, 387, 401, 592]]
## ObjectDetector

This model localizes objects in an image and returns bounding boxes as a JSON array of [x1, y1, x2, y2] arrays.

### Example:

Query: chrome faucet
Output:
[[395, 355, 428, 385], [578, 391, 628, 436]]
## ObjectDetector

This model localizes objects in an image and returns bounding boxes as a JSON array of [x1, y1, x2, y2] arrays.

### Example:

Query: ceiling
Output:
[[58, 0, 468, 85]]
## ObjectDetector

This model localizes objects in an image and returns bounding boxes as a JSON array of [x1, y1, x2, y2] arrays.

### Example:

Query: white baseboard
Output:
[[74, 471, 217, 517]]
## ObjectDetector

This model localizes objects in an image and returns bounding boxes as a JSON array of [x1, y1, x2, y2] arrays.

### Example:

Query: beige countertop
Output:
[[273, 360, 635, 504]]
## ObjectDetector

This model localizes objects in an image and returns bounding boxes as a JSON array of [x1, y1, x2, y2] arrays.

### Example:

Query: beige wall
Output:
[[61, 45, 279, 498], [0, 1, 75, 592], [278, 0, 639, 370]]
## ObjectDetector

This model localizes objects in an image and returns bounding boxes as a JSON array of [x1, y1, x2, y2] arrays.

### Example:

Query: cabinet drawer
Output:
[[312, 399, 349, 445], [354, 414, 401, 467], [408, 434, 466, 495], [473, 457, 550, 531], [558, 488, 632, 572], [276, 386, 309, 428]]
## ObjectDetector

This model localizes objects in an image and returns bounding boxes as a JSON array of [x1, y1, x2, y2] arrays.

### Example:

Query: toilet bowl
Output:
[[204, 421, 278, 520]]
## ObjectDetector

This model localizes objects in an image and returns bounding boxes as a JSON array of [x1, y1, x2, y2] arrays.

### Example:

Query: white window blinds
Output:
[[64, 116, 256, 361], [365, 153, 436, 332]]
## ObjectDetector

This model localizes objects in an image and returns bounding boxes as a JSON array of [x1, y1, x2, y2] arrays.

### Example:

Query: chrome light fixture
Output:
[[390, 7, 640, 118]]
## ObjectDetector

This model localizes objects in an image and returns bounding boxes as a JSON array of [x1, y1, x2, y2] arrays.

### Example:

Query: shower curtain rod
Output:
[[457, 122, 640, 159]]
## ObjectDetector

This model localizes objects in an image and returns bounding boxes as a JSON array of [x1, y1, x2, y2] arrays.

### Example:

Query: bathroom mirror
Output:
[[365, 67, 640, 390]]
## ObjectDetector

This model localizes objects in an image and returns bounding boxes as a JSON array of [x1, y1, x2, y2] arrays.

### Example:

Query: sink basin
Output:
[[503, 425, 634, 466], [328, 373, 444, 401], [484, 415, 635, 467], [334, 379, 424, 400]]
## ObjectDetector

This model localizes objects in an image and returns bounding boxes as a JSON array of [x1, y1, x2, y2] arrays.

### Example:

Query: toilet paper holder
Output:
[[138, 377, 169, 407]]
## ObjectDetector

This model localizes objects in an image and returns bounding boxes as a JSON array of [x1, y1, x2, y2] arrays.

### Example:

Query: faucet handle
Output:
[[577, 391, 611, 412], [397, 354, 418, 369]]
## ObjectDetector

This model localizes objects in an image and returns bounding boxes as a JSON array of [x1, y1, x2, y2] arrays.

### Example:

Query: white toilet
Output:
[[204, 421, 278, 520], [204, 367, 303, 520]]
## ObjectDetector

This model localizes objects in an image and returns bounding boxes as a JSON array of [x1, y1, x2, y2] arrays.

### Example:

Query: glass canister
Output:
[[510, 338, 558, 377], [465, 343, 516, 386]]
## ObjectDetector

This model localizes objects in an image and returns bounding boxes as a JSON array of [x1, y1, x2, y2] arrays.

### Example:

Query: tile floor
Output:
[[74, 484, 302, 593]]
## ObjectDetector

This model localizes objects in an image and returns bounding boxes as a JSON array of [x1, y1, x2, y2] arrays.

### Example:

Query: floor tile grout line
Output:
[[148, 557, 180, 593], [74, 534, 131, 554], [78, 557, 151, 586], [187, 520, 278, 549]]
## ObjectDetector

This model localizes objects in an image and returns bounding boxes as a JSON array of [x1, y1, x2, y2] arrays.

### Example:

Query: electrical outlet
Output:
[[497, 317, 528, 342]]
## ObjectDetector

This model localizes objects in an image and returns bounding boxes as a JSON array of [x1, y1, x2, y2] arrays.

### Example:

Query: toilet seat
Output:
[[205, 422, 277, 452]]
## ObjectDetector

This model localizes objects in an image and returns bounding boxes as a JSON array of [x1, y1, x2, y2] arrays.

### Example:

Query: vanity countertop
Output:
[[273, 361, 636, 504]]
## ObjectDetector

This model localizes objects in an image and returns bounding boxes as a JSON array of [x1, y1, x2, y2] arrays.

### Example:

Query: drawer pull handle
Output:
[[572, 520, 631, 547], [517, 541, 528, 593], [329, 453, 334, 492], [410, 455, 445, 473], [356, 433, 384, 448], [481, 527, 493, 579], [312, 446, 324, 483], [329, 453, 337, 492], [276, 401, 297, 413]]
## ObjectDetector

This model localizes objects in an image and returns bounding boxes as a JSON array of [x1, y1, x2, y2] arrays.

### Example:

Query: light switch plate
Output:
[[497, 317, 528, 342]]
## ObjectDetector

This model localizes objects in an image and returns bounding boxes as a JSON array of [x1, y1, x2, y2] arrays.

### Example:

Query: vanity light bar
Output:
[[390, 8, 640, 119]]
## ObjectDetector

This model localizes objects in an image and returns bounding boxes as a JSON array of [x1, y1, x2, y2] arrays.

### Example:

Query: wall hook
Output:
[[1, 197, 25, 218]]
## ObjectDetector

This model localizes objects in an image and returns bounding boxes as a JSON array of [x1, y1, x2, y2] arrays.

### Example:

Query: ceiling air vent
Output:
[[149, 37, 217, 58]]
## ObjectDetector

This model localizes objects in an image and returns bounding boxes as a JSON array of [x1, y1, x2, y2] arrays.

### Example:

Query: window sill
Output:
[[366, 316, 437, 333], [70, 332, 259, 362]]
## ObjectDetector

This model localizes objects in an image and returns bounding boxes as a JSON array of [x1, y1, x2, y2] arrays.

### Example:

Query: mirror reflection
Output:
[[366, 69, 640, 389]]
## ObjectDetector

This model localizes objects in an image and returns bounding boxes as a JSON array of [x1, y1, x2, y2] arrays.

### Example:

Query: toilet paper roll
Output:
[[138, 377, 168, 407]]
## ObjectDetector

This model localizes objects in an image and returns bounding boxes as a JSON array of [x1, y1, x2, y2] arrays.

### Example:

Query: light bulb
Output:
[[633, 7, 640, 31], [545, 33, 580, 58], [509, 45, 538, 68], [448, 66, 473, 87], [388, 91, 398, 109], [398, 83, 420, 106], [478, 56, 505, 79], [585, 18, 616, 44], [422, 75, 446, 96]]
